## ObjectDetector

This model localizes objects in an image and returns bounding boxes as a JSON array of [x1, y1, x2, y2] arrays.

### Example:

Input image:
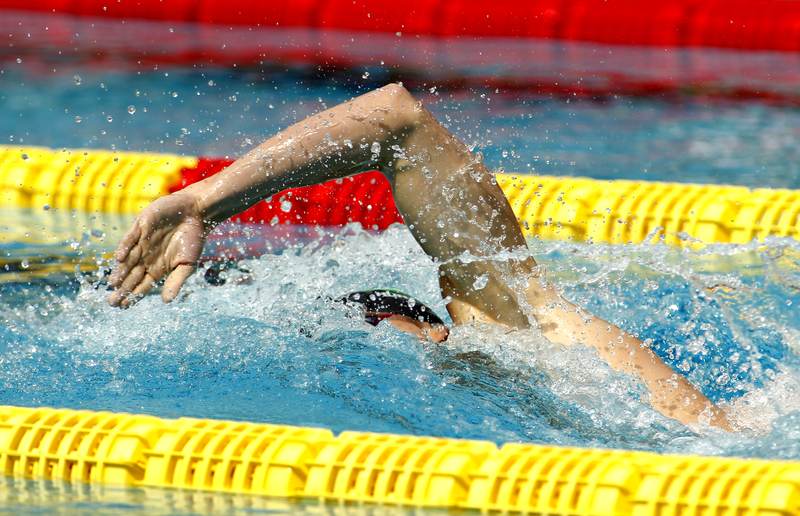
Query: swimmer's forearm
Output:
[[531, 288, 731, 429], [182, 84, 419, 224]]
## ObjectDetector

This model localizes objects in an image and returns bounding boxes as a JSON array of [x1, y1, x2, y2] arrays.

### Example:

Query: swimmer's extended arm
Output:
[[111, 84, 530, 325], [110, 84, 729, 429]]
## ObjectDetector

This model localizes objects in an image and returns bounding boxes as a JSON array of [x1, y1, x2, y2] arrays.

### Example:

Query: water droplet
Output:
[[74, 116, 82, 124], [172, 91, 179, 98], [127, 105, 136, 115], [207, 79, 216, 87], [20, 260, 29, 269], [280, 200, 292, 213], [42, 204, 50, 211], [362, 71, 370, 79], [472, 274, 489, 290], [16, 57, 22, 64], [20, 153, 28, 160], [106, 115, 113, 123], [73, 74, 81, 85]]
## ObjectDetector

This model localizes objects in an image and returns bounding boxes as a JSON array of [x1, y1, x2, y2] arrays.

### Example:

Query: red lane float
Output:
[[172, 158, 402, 229], [5, 0, 800, 52], [6, 2, 800, 105]]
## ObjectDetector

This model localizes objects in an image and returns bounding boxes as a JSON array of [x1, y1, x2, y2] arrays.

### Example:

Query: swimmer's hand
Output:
[[108, 192, 206, 307]]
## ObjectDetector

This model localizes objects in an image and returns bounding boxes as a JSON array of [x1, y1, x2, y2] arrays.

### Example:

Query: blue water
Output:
[[2, 60, 800, 514]]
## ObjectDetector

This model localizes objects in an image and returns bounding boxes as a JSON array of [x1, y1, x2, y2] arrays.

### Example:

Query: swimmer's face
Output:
[[381, 314, 449, 343]]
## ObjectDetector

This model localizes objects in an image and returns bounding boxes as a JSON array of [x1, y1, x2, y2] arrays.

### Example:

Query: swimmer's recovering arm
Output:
[[109, 83, 729, 429], [110, 84, 530, 324]]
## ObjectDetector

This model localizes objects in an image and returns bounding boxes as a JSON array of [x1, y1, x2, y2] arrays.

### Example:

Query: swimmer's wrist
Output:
[[178, 182, 224, 227], [184, 178, 273, 227]]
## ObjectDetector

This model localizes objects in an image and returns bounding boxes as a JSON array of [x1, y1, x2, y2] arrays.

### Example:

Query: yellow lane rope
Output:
[[1, 405, 798, 514], [2, 145, 799, 246], [498, 174, 800, 246], [0, 145, 195, 215]]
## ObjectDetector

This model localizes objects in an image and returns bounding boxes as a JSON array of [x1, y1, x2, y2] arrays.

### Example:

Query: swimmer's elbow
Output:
[[380, 83, 414, 103], [378, 83, 423, 131]]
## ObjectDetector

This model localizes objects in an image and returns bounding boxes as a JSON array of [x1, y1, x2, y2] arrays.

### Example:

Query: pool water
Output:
[[2, 60, 800, 513]]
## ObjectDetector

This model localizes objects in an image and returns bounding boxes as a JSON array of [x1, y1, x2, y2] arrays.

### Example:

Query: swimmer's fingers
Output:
[[119, 272, 157, 309], [108, 244, 142, 288], [114, 222, 142, 263], [162, 263, 195, 303], [110, 214, 157, 287], [107, 264, 146, 307]]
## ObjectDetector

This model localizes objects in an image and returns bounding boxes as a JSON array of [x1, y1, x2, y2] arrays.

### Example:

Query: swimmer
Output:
[[108, 84, 731, 430]]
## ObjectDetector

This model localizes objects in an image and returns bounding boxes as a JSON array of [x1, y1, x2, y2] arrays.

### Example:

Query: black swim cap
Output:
[[337, 289, 445, 327]]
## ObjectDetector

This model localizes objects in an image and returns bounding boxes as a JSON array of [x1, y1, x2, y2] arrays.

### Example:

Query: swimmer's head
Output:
[[337, 290, 449, 343]]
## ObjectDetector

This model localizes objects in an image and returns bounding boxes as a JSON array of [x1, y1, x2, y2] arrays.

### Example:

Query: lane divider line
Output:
[[2, 145, 799, 247], [1, 405, 798, 514]]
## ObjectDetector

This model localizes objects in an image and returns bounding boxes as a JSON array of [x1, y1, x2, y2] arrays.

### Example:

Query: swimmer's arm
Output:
[[180, 83, 536, 326], [530, 285, 732, 430], [110, 84, 425, 305]]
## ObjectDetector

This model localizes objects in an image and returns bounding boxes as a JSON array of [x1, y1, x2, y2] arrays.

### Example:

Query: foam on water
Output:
[[1, 220, 799, 461]]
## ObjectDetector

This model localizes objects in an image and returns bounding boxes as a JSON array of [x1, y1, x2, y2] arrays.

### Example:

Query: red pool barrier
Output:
[[172, 158, 403, 229], [197, 0, 320, 28], [5, 1, 800, 104], [686, 0, 800, 51], [5, 0, 800, 51]]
